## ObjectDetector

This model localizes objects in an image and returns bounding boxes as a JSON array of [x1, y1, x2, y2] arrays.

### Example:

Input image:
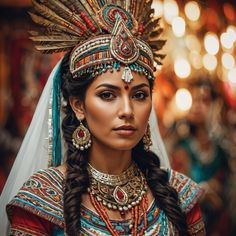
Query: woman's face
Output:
[[188, 86, 213, 125], [72, 67, 152, 151]]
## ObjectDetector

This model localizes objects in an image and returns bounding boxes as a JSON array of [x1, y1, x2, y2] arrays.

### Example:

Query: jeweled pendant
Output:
[[113, 186, 128, 205], [122, 66, 133, 83]]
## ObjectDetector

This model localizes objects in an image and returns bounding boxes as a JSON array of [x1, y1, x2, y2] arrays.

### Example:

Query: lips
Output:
[[113, 125, 137, 136], [113, 125, 136, 131]]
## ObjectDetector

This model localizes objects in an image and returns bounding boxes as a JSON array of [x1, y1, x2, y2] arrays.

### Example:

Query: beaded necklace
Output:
[[88, 162, 149, 235]]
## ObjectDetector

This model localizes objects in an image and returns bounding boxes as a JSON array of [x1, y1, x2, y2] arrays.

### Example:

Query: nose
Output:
[[118, 96, 134, 120]]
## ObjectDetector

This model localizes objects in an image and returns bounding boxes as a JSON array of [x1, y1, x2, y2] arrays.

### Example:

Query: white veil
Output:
[[0, 60, 169, 236]]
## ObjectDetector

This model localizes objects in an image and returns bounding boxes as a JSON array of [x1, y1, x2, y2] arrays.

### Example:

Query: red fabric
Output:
[[186, 203, 202, 225], [11, 207, 54, 235], [11, 204, 203, 234], [0, 168, 7, 194]]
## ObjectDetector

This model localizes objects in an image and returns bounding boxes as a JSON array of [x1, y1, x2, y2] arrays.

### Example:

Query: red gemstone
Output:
[[116, 190, 124, 200], [78, 130, 85, 138]]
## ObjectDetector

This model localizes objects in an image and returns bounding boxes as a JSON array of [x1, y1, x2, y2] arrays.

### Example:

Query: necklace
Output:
[[87, 162, 148, 213]]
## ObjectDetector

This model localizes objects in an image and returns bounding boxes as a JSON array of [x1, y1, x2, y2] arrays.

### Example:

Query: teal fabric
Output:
[[52, 62, 62, 167], [53, 227, 64, 236], [175, 138, 227, 183]]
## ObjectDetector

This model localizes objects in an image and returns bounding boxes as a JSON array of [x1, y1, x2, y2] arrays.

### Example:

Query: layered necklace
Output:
[[87, 162, 149, 236]]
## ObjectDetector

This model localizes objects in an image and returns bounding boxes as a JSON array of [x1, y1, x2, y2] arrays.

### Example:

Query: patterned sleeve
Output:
[[168, 169, 206, 235], [186, 204, 206, 235], [10, 207, 53, 236], [7, 168, 65, 231], [168, 169, 204, 213]]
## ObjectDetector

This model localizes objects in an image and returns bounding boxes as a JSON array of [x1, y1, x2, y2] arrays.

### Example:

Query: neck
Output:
[[88, 141, 132, 175]]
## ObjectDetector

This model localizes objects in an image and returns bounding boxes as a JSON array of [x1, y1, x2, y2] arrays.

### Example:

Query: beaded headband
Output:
[[30, 0, 165, 82]]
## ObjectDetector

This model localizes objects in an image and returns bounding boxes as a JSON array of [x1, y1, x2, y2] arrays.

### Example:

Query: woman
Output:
[[1, 0, 205, 235], [171, 79, 229, 234]]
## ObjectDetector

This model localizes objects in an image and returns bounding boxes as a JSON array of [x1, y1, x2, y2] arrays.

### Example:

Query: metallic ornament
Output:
[[88, 162, 148, 212], [143, 123, 152, 152], [122, 66, 133, 83], [110, 14, 140, 64], [72, 120, 91, 151]]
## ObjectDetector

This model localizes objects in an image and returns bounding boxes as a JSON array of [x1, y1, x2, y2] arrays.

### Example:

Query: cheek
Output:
[[135, 101, 152, 129], [83, 98, 116, 131]]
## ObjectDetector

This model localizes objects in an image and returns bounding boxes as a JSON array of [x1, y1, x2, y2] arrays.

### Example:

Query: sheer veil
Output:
[[0, 61, 169, 235]]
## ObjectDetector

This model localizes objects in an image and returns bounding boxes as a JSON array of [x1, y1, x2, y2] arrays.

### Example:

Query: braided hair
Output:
[[60, 53, 190, 235]]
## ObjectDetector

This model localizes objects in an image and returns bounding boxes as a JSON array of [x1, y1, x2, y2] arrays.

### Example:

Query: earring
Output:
[[143, 124, 152, 152], [72, 120, 92, 151]]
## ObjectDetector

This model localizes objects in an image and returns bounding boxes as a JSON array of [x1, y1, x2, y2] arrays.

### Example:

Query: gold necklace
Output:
[[87, 162, 148, 213]]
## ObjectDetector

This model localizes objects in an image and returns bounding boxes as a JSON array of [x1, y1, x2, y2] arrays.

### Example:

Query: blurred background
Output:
[[0, 0, 235, 235]]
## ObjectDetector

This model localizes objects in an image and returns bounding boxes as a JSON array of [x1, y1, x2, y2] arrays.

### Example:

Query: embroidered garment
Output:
[[7, 168, 205, 235]]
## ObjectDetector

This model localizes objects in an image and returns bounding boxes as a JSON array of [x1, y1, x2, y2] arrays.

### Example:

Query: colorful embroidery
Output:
[[7, 168, 204, 235], [7, 168, 65, 229], [10, 224, 47, 236], [169, 169, 204, 213], [188, 218, 206, 235]]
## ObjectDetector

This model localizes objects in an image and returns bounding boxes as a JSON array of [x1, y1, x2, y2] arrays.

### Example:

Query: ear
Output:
[[69, 96, 85, 120]]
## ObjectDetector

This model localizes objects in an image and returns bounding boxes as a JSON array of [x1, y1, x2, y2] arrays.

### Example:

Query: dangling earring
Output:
[[143, 124, 152, 152], [72, 119, 92, 151]]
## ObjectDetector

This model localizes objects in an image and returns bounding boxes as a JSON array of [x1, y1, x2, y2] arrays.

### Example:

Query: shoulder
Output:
[[7, 167, 65, 228], [168, 169, 204, 213]]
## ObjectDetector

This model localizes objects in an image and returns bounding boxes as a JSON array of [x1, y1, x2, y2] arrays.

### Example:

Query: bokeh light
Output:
[[204, 33, 220, 55], [189, 51, 203, 69], [175, 88, 192, 111], [174, 58, 191, 78], [185, 34, 201, 52], [227, 25, 236, 42], [222, 53, 235, 70], [152, 0, 163, 17], [163, 0, 179, 24], [221, 32, 234, 49], [228, 68, 236, 84], [203, 54, 217, 71], [172, 16, 186, 37], [184, 1, 201, 21]]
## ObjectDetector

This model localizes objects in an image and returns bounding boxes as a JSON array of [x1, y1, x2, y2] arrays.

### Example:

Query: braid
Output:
[[60, 54, 92, 235], [133, 141, 190, 236], [62, 113, 89, 235]]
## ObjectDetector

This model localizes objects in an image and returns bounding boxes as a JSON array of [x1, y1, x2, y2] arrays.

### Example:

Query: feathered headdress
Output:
[[30, 0, 165, 82]]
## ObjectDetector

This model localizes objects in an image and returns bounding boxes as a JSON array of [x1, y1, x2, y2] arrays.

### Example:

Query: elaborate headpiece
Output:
[[30, 0, 165, 82], [0, 1, 169, 235]]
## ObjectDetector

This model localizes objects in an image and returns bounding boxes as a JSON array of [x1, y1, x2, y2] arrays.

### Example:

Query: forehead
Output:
[[89, 67, 150, 88]]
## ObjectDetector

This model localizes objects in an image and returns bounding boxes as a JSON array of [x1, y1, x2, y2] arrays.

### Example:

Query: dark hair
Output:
[[61, 53, 190, 235], [188, 78, 217, 101]]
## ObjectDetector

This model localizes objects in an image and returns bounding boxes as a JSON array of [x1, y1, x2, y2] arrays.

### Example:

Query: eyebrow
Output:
[[95, 83, 150, 90]]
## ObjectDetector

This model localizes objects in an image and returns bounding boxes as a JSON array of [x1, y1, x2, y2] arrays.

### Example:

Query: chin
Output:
[[110, 140, 140, 151]]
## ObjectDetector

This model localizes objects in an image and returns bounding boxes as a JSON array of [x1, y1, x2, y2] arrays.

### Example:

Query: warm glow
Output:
[[184, 1, 201, 21], [227, 26, 236, 42], [228, 68, 236, 84], [163, 0, 179, 24], [153, 61, 163, 71], [204, 33, 219, 55], [175, 89, 192, 111], [203, 54, 217, 71], [172, 16, 186, 37], [222, 53, 235, 70], [185, 34, 201, 52], [220, 32, 234, 49], [189, 51, 202, 69], [152, 0, 163, 17], [174, 58, 191, 78]]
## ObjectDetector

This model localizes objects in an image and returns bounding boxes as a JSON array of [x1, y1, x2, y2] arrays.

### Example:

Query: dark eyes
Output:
[[133, 91, 148, 100], [98, 92, 115, 100], [98, 91, 149, 101]]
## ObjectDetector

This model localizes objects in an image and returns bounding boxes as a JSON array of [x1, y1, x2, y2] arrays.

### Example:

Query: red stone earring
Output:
[[72, 120, 92, 151]]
